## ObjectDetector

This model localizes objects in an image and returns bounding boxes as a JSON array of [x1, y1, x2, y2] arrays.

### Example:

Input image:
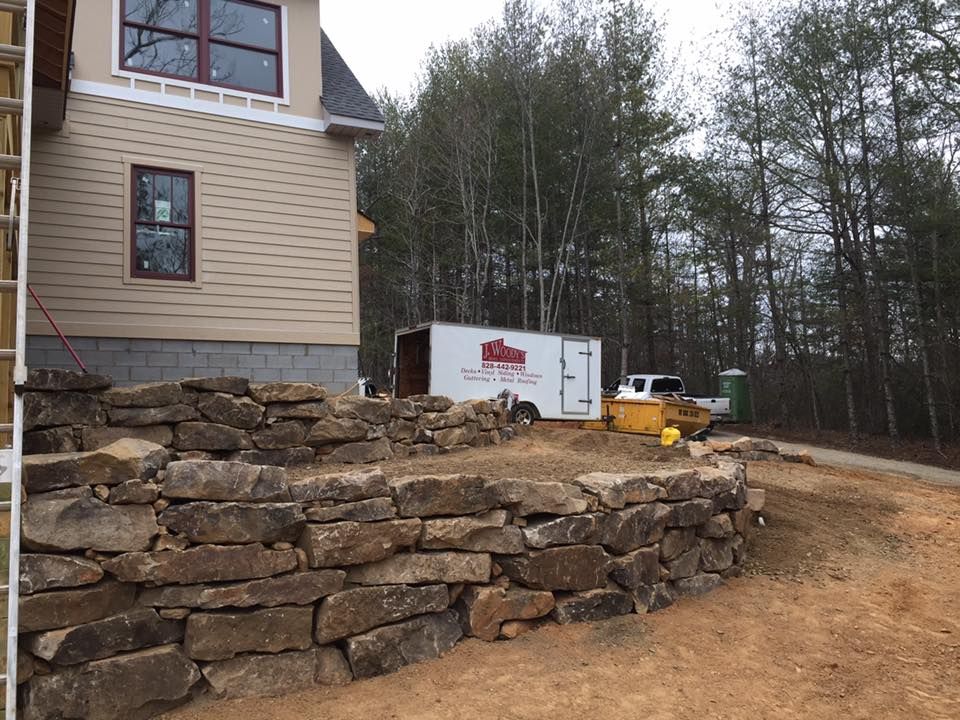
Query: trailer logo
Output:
[[481, 339, 527, 367]]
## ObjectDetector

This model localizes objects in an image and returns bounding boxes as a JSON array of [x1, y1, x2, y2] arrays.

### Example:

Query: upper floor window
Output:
[[121, 0, 282, 96]]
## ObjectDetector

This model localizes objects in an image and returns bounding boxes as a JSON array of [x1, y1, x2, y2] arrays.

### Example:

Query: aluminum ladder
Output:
[[0, 0, 35, 717]]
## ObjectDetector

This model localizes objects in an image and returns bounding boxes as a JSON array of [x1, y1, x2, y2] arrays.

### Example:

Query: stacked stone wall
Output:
[[17, 438, 756, 719], [21, 369, 514, 467]]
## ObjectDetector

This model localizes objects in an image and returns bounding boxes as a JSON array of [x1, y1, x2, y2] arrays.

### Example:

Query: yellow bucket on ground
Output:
[[581, 397, 711, 438], [661, 426, 682, 447]]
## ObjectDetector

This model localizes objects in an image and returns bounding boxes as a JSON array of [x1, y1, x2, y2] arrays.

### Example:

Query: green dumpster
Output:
[[719, 368, 752, 423]]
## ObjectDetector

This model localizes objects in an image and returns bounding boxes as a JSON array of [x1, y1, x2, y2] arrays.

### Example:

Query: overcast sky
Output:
[[321, 0, 733, 99]]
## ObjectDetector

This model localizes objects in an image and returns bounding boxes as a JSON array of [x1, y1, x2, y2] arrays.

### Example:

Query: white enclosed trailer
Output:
[[394, 322, 602, 424]]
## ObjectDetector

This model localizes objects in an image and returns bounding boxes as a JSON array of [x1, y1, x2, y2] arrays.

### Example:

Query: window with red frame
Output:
[[121, 0, 282, 96], [132, 167, 195, 281]]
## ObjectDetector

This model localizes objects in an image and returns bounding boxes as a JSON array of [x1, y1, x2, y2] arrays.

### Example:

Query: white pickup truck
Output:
[[605, 374, 731, 421]]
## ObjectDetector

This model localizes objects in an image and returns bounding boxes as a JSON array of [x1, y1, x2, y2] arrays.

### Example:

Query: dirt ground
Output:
[[164, 428, 960, 720]]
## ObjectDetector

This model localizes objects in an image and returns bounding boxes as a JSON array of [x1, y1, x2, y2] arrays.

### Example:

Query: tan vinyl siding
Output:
[[27, 93, 360, 346]]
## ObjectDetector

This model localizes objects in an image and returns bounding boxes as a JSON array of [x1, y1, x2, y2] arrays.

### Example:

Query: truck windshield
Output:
[[650, 377, 684, 394]]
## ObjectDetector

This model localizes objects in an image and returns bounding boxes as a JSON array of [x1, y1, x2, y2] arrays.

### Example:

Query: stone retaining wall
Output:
[[21, 369, 514, 467], [17, 440, 755, 719]]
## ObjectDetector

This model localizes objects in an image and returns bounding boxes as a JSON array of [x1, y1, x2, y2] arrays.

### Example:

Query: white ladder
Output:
[[0, 0, 34, 717]]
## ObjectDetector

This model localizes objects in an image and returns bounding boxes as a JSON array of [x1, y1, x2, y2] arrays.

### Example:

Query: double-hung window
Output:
[[131, 167, 195, 281], [121, 0, 282, 96]]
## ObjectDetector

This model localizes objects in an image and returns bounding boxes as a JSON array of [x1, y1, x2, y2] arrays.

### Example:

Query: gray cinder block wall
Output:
[[26, 336, 359, 392]]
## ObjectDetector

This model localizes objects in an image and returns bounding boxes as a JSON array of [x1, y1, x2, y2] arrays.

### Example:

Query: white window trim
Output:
[[111, 0, 292, 107]]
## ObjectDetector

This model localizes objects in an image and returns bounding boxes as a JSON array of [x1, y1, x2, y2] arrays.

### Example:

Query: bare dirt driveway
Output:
[[163, 429, 960, 720]]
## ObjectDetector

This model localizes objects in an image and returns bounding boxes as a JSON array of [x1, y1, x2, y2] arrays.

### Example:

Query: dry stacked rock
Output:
[[689, 436, 816, 465], [22, 369, 514, 468], [17, 440, 756, 719]]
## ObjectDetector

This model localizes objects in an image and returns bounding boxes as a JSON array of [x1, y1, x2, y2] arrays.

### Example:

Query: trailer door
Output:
[[561, 338, 593, 415]]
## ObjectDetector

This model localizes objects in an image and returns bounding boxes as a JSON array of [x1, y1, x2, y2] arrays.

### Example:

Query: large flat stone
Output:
[[81, 425, 173, 451], [162, 460, 290, 502], [25, 608, 184, 666], [389, 474, 496, 517], [664, 547, 701, 580], [699, 537, 735, 572], [139, 570, 345, 609], [23, 488, 159, 552], [408, 394, 454, 412], [633, 582, 678, 612], [601, 502, 671, 554], [289, 467, 389, 503], [305, 416, 368, 446], [197, 392, 265, 430], [181, 376, 250, 395], [345, 610, 462, 679], [432, 423, 480, 448], [24, 391, 101, 431], [201, 647, 351, 700], [305, 497, 397, 523], [20, 553, 104, 595], [496, 546, 610, 591], [314, 584, 449, 643], [249, 382, 327, 404], [26, 368, 112, 392], [552, 587, 634, 624], [20, 644, 201, 720], [660, 527, 698, 561], [646, 469, 704, 500], [252, 421, 308, 450], [696, 466, 740, 498], [420, 510, 524, 554], [609, 546, 661, 589], [666, 499, 715, 527], [102, 544, 297, 585], [229, 447, 316, 467], [330, 396, 392, 424], [101, 382, 184, 408], [327, 437, 394, 464], [24, 426, 78, 454], [457, 585, 555, 641], [173, 422, 254, 451], [572, 472, 666, 509], [266, 400, 330, 419], [23, 438, 169, 493], [390, 398, 422, 419], [346, 552, 492, 586], [488, 478, 589, 516], [184, 606, 313, 661], [159, 502, 305, 544], [522, 514, 604, 549], [297, 518, 421, 567], [109, 404, 199, 427], [20, 580, 137, 633], [418, 406, 468, 430]]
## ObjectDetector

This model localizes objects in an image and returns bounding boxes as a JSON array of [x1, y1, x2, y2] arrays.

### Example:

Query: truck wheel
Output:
[[512, 403, 537, 426]]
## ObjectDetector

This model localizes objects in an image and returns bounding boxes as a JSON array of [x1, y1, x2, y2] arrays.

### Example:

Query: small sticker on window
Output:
[[155, 200, 171, 222]]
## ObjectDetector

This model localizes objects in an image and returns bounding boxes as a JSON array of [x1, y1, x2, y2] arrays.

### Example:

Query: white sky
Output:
[[321, 0, 733, 98]]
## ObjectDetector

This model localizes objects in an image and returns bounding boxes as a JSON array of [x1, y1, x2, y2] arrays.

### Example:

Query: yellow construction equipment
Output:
[[581, 396, 711, 438]]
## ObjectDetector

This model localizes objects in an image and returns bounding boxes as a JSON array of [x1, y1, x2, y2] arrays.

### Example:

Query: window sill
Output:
[[123, 274, 204, 290]]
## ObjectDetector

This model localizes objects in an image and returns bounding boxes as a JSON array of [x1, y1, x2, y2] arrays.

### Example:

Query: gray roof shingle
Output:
[[321, 30, 385, 125]]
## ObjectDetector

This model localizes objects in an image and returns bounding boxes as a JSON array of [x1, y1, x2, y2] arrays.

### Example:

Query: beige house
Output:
[[25, 0, 383, 390]]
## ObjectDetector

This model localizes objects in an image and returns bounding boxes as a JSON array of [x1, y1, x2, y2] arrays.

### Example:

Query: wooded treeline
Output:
[[356, 0, 960, 446]]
